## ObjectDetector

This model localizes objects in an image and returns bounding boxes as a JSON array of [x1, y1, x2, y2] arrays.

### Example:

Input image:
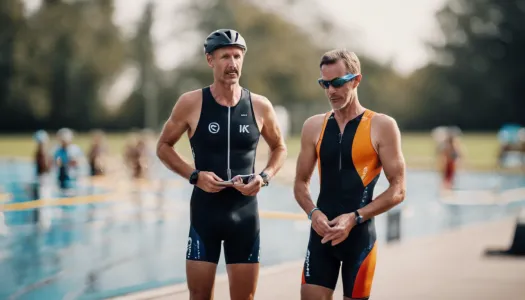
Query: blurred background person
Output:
[[439, 130, 463, 191], [124, 132, 149, 179], [34, 130, 52, 186], [32, 130, 53, 205], [87, 129, 108, 177], [53, 128, 84, 192]]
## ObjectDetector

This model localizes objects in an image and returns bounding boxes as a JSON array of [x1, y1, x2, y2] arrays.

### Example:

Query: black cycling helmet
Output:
[[203, 29, 247, 54]]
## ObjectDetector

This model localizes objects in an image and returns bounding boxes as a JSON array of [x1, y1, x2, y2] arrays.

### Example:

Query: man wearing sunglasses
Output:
[[156, 29, 287, 299], [294, 49, 406, 300]]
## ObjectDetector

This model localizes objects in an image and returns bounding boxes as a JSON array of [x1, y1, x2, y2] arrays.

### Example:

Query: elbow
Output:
[[156, 141, 165, 160], [272, 142, 288, 157], [392, 186, 406, 206]]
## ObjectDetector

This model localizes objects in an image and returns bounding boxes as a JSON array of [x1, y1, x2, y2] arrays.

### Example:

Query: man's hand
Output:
[[196, 171, 228, 193], [311, 210, 333, 237], [231, 175, 263, 196], [321, 213, 356, 246]]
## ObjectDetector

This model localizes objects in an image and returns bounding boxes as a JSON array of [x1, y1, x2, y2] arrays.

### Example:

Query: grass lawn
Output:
[[0, 132, 501, 171]]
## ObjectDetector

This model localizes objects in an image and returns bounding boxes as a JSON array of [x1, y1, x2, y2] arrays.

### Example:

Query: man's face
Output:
[[207, 46, 244, 85], [320, 60, 360, 111]]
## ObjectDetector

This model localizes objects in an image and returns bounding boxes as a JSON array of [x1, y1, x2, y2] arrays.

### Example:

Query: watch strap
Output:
[[259, 171, 269, 186]]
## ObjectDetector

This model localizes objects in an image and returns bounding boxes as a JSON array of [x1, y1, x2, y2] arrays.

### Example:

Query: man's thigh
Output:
[[301, 229, 340, 300], [223, 213, 260, 300], [226, 263, 259, 300], [186, 224, 222, 299], [341, 242, 377, 300]]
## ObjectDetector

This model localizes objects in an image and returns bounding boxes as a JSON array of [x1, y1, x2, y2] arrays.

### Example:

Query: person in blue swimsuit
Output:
[[53, 128, 83, 192]]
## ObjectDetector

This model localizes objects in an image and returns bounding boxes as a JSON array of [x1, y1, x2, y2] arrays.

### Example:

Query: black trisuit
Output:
[[186, 86, 261, 264]]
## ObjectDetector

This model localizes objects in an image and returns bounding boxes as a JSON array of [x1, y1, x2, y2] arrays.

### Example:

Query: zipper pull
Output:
[[338, 133, 342, 143]]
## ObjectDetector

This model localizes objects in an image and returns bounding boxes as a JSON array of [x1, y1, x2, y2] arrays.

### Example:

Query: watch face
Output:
[[190, 171, 199, 184]]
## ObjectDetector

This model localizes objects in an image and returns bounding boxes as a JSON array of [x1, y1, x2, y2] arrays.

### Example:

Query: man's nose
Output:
[[226, 56, 236, 65], [327, 85, 337, 96]]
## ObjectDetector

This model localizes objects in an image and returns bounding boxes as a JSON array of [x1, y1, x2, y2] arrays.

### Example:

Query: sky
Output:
[[24, 0, 448, 75]]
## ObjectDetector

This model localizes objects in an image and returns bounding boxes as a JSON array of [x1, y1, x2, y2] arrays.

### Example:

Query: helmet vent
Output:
[[225, 30, 232, 40]]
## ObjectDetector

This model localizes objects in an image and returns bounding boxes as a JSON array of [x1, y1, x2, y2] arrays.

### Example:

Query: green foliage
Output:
[[1, 0, 522, 133], [409, 0, 525, 130]]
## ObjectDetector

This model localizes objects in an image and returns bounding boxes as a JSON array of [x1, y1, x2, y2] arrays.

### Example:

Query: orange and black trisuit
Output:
[[302, 109, 381, 299]]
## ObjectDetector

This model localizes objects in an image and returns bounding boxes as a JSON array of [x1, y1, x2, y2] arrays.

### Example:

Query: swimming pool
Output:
[[0, 159, 524, 299]]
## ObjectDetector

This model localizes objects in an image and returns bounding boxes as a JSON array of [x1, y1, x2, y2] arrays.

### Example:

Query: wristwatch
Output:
[[354, 210, 364, 225], [259, 171, 270, 187], [189, 170, 200, 185]]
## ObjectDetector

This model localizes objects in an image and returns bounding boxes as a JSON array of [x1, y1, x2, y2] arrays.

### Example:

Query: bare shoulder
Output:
[[249, 91, 273, 113], [371, 112, 400, 135], [302, 113, 327, 145], [169, 89, 202, 123], [174, 89, 202, 111], [370, 112, 402, 155], [303, 113, 326, 132]]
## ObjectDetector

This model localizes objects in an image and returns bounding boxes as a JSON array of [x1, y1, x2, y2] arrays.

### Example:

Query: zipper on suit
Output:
[[227, 107, 232, 180], [338, 132, 342, 171]]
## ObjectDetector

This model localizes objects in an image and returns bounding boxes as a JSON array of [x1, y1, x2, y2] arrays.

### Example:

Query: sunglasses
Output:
[[318, 73, 358, 89]]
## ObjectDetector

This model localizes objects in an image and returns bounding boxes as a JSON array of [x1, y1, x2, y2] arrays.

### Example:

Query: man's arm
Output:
[[357, 115, 406, 221], [259, 97, 287, 180], [156, 93, 195, 181], [294, 117, 318, 215], [294, 115, 333, 237]]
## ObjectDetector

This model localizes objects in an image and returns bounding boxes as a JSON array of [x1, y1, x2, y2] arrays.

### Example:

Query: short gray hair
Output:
[[319, 49, 361, 74]]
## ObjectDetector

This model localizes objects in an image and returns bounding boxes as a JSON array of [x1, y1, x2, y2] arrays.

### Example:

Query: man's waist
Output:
[[191, 188, 257, 209], [316, 201, 362, 218], [196, 167, 255, 178]]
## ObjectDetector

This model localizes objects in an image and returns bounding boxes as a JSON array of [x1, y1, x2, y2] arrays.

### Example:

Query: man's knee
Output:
[[301, 284, 334, 300], [188, 288, 213, 300], [187, 261, 217, 300]]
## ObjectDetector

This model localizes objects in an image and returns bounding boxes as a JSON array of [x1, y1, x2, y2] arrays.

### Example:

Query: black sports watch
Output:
[[354, 210, 364, 225], [189, 170, 200, 185], [259, 171, 270, 187]]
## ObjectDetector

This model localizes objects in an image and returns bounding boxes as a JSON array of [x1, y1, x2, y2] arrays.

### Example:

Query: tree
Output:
[[413, 0, 525, 130]]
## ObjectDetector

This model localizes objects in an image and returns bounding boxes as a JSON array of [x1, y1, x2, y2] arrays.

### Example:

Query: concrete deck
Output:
[[113, 217, 525, 300]]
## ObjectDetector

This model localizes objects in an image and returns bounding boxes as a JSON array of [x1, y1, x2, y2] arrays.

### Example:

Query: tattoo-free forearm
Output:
[[294, 179, 317, 216], [156, 142, 194, 180], [261, 144, 287, 179], [358, 180, 405, 221]]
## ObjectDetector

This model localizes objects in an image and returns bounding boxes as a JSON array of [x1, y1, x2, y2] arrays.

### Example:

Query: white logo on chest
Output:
[[240, 125, 250, 133], [208, 122, 220, 134]]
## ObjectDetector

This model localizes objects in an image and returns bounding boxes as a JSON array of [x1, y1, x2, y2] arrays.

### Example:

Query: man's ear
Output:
[[352, 74, 362, 88], [206, 53, 214, 68]]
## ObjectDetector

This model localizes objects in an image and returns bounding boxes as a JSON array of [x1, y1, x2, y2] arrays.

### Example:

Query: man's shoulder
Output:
[[303, 112, 330, 132], [248, 91, 271, 107], [173, 89, 204, 115], [370, 112, 398, 128], [178, 89, 203, 104], [370, 111, 400, 140], [247, 91, 275, 119]]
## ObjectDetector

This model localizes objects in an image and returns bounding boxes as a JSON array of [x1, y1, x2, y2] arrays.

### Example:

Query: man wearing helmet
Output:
[[157, 29, 287, 299]]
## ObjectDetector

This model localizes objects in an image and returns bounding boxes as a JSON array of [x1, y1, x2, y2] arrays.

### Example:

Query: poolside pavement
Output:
[[113, 216, 525, 300]]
